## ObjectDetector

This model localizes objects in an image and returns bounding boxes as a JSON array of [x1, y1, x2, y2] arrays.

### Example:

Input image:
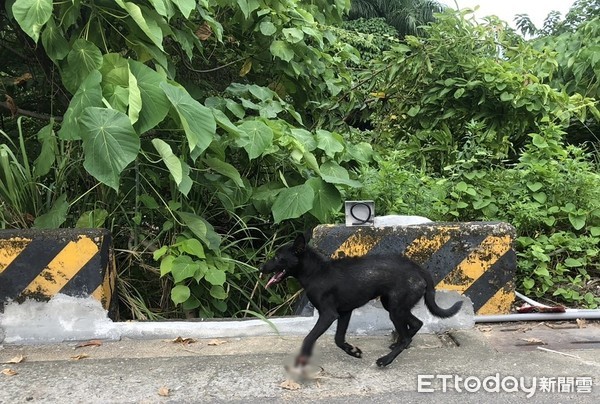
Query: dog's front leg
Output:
[[296, 311, 338, 367], [335, 311, 362, 358]]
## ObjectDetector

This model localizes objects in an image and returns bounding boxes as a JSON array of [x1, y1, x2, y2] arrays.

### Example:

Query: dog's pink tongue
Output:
[[265, 271, 283, 289], [265, 275, 278, 289]]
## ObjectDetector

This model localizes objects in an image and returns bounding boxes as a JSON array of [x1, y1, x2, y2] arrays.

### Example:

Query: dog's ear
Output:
[[292, 233, 306, 254]]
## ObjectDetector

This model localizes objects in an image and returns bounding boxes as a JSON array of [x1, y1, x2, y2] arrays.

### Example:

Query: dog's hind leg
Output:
[[390, 313, 423, 349], [335, 311, 362, 358], [377, 310, 412, 367], [296, 310, 338, 366]]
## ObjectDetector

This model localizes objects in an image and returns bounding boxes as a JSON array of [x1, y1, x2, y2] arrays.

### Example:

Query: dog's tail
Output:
[[420, 266, 463, 318]]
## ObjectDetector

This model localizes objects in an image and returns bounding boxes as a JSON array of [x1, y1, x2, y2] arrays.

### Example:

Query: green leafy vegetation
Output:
[[1, 1, 598, 316]]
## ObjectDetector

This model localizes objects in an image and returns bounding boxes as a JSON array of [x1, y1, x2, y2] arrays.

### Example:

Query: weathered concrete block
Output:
[[0, 229, 116, 319], [312, 222, 516, 315]]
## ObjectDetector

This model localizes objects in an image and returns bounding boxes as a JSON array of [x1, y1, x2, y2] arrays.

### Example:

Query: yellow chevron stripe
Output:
[[92, 265, 115, 310], [477, 286, 514, 315], [332, 231, 378, 259], [403, 227, 456, 265], [436, 235, 512, 292], [92, 273, 110, 310], [0, 237, 31, 274], [22, 236, 99, 296]]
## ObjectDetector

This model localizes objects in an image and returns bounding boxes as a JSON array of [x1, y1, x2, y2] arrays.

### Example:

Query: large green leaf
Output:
[[177, 212, 222, 251], [100, 54, 130, 112], [212, 108, 241, 137], [171, 255, 201, 283], [58, 70, 103, 140], [41, 18, 69, 62], [34, 120, 56, 176], [178, 161, 193, 196], [306, 177, 341, 222], [210, 285, 228, 299], [316, 130, 344, 158], [12, 0, 53, 43], [290, 128, 317, 151], [272, 183, 315, 223], [171, 0, 195, 18], [99, 54, 142, 124], [160, 82, 216, 157], [79, 107, 140, 190], [179, 238, 205, 259], [283, 28, 304, 43], [569, 213, 586, 231], [129, 60, 169, 134], [34, 194, 69, 228], [270, 40, 294, 62], [171, 284, 190, 305], [75, 209, 109, 228], [152, 139, 182, 185], [116, 0, 164, 51], [205, 266, 226, 286], [203, 157, 244, 188], [236, 120, 273, 159], [58, 0, 81, 29], [320, 161, 362, 188], [260, 21, 277, 36], [62, 39, 103, 94], [148, 0, 175, 19], [127, 68, 142, 125]]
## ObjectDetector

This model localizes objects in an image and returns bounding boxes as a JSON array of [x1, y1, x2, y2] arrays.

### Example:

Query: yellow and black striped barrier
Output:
[[312, 222, 516, 315], [0, 229, 116, 318]]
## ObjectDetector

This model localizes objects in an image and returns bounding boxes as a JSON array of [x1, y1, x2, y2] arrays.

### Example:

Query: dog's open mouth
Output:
[[265, 270, 286, 288]]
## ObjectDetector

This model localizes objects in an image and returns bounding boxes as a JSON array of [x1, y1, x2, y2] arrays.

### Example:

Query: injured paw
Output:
[[285, 361, 324, 381], [294, 354, 309, 367]]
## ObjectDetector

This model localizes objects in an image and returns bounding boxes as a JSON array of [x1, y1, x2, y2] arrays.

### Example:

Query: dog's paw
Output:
[[376, 355, 393, 367], [345, 345, 362, 358]]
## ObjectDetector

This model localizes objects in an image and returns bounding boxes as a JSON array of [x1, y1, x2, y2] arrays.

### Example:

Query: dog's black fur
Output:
[[261, 233, 462, 367]]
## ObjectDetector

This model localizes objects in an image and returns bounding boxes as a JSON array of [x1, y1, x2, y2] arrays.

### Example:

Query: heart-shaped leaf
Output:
[[203, 157, 244, 188], [12, 0, 53, 43], [116, 0, 164, 51], [316, 130, 344, 158], [270, 40, 294, 62], [41, 18, 69, 61], [171, 256, 201, 283], [62, 39, 103, 94], [160, 82, 216, 158], [272, 183, 315, 223], [58, 71, 103, 140], [306, 177, 341, 222], [33, 194, 69, 228], [205, 267, 226, 286], [319, 161, 362, 188], [171, 284, 190, 305], [236, 120, 273, 159], [79, 107, 140, 190], [129, 61, 170, 134]]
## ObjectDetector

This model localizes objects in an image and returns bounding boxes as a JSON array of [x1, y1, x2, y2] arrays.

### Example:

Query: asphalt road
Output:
[[1, 325, 599, 403]]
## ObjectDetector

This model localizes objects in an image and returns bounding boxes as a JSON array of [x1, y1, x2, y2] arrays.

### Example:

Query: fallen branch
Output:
[[0, 101, 63, 122]]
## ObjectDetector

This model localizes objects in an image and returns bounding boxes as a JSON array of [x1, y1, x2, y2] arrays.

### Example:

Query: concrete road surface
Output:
[[1, 324, 599, 403]]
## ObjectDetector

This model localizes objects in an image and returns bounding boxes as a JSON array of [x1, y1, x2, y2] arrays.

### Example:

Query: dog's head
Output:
[[261, 233, 307, 288]]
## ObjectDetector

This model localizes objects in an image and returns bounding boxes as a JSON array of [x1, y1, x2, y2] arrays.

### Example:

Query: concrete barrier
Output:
[[312, 222, 516, 315], [0, 229, 116, 319]]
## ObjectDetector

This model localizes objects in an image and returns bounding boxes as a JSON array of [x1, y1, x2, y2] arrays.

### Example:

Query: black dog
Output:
[[261, 233, 462, 367]]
